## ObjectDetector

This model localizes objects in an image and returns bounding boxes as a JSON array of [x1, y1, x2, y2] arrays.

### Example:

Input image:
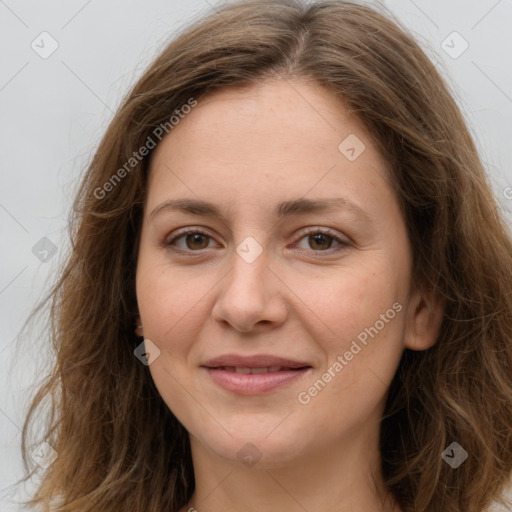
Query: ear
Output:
[[403, 285, 444, 351], [134, 315, 143, 338]]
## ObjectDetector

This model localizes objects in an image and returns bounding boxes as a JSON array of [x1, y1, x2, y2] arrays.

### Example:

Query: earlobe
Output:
[[403, 287, 444, 351]]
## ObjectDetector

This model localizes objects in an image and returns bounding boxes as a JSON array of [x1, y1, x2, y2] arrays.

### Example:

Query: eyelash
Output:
[[164, 227, 350, 256]]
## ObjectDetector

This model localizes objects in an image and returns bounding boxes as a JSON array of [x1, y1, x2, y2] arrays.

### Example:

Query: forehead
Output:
[[146, 78, 394, 221], [151, 77, 379, 165]]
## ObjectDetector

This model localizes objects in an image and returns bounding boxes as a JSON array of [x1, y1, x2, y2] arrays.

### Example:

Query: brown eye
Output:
[[295, 229, 347, 252], [307, 233, 336, 251], [183, 233, 210, 250], [166, 230, 216, 252]]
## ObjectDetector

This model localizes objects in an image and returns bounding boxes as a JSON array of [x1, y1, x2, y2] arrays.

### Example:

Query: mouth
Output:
[[208, 366, 309, 374], [201, 354, 313, 394]]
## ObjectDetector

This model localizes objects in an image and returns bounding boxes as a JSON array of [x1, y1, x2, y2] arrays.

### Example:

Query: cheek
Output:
[[136, 258, 211, 349], [294, 254, 406, 351], [136, 259, 220, 420], [136, 262, 207, 421], [294, 256, 407, 409]]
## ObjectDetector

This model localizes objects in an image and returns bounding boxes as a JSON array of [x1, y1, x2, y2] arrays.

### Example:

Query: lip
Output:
[[202, 354, 311, 369], [201, 354, 312, 395]]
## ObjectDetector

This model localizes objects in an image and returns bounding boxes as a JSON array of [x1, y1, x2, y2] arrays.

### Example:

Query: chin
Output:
[[193, 422, 314, 470]]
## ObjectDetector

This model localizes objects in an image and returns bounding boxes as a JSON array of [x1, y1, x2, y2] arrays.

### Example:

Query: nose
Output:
[[211, 245, 288, 333]]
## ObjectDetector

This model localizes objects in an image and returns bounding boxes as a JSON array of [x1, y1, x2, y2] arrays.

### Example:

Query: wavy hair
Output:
[[20, 0, 512, 511]]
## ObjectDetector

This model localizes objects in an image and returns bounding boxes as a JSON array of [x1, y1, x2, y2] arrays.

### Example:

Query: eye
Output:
[[164, 227, 349, 255], [294, 228, 349, 252], [165, 229, 217, 252]]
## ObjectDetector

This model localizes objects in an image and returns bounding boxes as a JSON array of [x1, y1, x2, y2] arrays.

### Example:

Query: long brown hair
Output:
[[20, 0, 512, 510]]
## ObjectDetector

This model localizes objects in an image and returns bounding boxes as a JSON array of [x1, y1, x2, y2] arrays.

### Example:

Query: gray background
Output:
[[1, 0, 512, 509]]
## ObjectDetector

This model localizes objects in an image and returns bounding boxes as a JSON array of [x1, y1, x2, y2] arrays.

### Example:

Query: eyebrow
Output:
[[149, 197, 370, 223]]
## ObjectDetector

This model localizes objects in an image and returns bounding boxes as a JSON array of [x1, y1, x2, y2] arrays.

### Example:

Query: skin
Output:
[[135, 78, 443, 512]]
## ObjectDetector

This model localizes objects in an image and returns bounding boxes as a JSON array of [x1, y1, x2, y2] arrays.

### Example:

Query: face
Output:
[[135, 78, 424, 469]]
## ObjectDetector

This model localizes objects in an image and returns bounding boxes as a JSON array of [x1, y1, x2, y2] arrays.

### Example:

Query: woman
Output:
[[21, 0, 512, 511]]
